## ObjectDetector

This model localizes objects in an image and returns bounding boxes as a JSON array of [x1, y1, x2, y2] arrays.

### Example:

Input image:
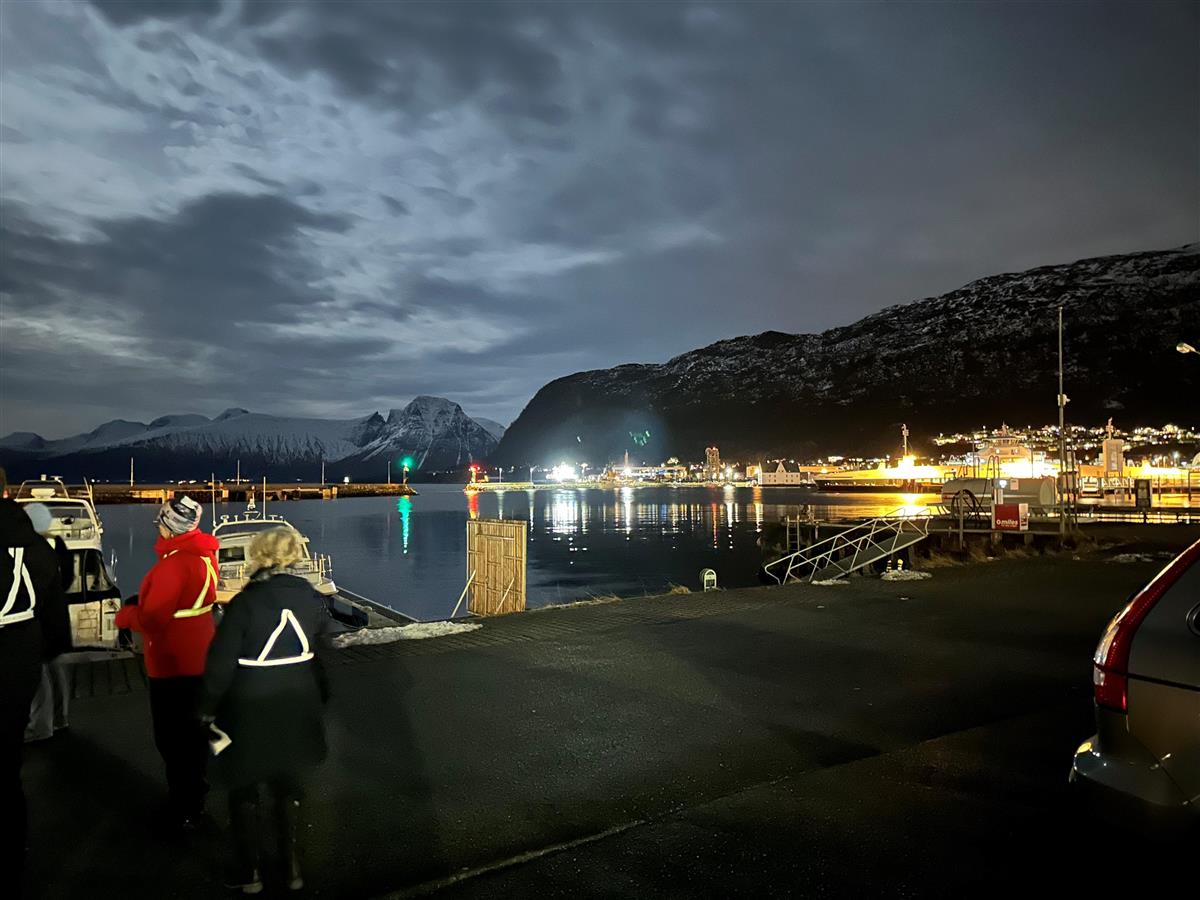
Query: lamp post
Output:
[[1057, 307, 1068, 538]]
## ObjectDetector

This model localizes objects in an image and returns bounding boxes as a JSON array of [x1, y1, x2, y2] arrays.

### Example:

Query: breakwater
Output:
[[88, 482, 418, 504]]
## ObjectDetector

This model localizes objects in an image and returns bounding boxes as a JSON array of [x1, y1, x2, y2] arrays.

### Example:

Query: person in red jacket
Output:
[[115, 495, 218, 829]]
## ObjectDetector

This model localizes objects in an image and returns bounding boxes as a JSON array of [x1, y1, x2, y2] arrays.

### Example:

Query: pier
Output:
[[85, 481, 418, 504]]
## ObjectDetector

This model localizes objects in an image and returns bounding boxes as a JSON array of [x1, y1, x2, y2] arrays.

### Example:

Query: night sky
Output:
[[2, 1, 1196, 438]]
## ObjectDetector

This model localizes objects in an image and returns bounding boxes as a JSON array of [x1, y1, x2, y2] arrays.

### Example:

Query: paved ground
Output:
[[22, 553, 1196, 898]]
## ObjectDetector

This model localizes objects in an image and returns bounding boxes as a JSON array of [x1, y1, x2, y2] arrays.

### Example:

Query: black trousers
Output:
[[147, 676, 208, 816], [0, 622, 43, 892]]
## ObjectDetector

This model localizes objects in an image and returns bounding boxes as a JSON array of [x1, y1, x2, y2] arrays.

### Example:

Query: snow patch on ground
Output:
[[333, 621, 481, 647], [1108, 552, 1174, 563], [533, 596, 622, 612], [812, 578, 849, 586], [881, 570, 932, 581]]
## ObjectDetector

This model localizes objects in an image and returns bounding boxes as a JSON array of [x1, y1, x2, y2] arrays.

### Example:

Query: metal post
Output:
[[388, 460, 391, 485], [1057, 306, 1066, 539], [211, 472, 216, 514], [130, 456, 134, 487]]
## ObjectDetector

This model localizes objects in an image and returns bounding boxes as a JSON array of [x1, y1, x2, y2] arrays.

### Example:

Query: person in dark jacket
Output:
[[115, 495, 218, 828], [201, 527, 333, 894], [0, 470, 71, 888], [24, 504, 74, 742]]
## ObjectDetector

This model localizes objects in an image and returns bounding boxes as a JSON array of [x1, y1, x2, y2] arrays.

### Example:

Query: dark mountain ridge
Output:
[[494, 245, 1200, 465]]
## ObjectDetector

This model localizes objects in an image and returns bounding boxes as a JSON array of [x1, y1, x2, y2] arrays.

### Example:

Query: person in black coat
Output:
[[200, 527, 334, 894], [0, 472, 71, 890]]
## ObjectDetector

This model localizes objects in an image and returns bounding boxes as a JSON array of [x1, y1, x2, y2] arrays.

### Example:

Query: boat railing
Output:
[[215, 512, 292, 532], [16, 477, 93, 502], [218, 553, 334, 587]]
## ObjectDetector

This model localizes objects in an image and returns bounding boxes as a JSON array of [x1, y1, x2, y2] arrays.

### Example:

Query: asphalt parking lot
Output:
[[23, 553, 1194, 898]]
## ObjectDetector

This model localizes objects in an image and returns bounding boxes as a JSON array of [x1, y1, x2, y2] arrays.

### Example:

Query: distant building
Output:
[[760, 461, 813, 486], [705, 447, 721, 480]]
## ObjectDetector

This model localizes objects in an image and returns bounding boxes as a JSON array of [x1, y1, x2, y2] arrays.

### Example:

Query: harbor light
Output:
[[550, 462, 577, 482]]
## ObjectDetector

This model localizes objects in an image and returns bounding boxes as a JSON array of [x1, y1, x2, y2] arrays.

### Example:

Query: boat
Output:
[[14, 476, 122, 650], [213, 495, 336, 603], [213, 494, 368, 629]]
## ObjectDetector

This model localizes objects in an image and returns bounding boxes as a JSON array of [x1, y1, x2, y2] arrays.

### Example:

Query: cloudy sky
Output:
[[1, 0, 1196, 438]]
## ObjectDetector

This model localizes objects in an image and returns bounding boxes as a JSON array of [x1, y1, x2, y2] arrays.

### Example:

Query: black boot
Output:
[[275, 795, 304, 891], [224, 799, 262, 895]]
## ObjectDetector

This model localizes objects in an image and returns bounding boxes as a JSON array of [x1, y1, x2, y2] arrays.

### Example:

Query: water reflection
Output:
[[98, 487, 940, 621], [397, 496, 411, 554]]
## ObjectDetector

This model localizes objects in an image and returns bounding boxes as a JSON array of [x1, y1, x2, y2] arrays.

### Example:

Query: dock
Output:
[[22, 549, 1192, 898], [86, 482, 418, 504]]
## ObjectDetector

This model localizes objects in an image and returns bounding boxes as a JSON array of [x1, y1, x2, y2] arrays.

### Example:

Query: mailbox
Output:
[[700, 569, 718, 592]]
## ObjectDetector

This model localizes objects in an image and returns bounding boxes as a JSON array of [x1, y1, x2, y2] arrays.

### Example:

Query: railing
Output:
[[764, 507, 934, 585], [218, 554, 334, 590]]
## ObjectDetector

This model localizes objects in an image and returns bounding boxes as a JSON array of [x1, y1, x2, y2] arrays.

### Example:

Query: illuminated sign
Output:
[[992, 503, 1029, 531]]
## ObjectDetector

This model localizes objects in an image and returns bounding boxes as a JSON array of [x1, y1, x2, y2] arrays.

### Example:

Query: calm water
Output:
[[97, 485, 936, 621]]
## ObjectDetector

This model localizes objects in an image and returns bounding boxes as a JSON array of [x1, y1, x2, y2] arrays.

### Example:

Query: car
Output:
[[1070, 537, 1200, 830]]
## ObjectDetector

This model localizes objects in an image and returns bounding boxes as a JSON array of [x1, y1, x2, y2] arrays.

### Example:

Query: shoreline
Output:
[[82, 481, 419, 504]]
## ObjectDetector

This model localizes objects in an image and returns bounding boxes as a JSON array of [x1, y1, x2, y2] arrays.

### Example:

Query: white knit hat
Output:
[[156, 495, 203, 535]]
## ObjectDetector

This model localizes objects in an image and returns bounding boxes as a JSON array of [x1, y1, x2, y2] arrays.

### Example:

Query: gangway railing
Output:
[[763, 507, 935, 584]]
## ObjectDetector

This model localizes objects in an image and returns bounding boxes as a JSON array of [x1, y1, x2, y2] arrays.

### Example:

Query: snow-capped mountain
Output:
[[348, 396, 500, 471], [473, 418, 508, 441], [494, 244, 1200, 464], [2, 397, 499, 480]]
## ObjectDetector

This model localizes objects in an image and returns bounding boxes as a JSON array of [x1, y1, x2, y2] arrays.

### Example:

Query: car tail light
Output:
[[1093, 538, 1200, 713]]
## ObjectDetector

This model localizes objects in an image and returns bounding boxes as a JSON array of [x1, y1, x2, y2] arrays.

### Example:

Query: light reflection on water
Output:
[[97, 485, 938, 622]]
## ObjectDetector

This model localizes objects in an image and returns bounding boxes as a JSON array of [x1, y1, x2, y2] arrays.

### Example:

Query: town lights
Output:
[[550, 463, 577, 482]]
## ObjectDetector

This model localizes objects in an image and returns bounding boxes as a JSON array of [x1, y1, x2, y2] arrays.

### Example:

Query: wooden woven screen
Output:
[[466, 519, 527, 616]]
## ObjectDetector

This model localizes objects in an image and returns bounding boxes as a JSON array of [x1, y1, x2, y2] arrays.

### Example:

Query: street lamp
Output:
[[1177, 342, 1197, 355]]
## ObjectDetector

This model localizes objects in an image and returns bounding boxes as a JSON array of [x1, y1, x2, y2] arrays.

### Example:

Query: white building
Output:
[[759, 461, 813, 486]]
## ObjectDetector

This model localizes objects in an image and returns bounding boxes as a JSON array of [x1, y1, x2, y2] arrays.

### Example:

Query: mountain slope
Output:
[[2, 397, 498, 480], [473, 418, 507, 441], [494, 245, 1200, 464]]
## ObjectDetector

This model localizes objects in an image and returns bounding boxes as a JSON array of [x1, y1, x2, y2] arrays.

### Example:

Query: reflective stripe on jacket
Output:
[[238, 608, 315, 667], [0, 547, 36, 626]]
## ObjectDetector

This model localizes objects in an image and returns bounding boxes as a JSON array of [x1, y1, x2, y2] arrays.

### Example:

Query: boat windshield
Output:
[[43, 501, 94, 523]]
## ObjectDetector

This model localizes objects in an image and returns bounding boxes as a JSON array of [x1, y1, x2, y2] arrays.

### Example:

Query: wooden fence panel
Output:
[[466, 519, 527, 616]]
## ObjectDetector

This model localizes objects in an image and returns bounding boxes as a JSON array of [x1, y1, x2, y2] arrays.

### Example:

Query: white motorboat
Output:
[[213, 495, 336, 604], [14, 476, 122, 649]]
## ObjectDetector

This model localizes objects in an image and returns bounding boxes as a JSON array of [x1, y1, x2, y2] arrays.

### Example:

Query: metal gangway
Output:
[[763, 507, 935, 584]]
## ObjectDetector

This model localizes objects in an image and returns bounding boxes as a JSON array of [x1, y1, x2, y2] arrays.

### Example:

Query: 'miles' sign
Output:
[[993, 503, 1029, 531]]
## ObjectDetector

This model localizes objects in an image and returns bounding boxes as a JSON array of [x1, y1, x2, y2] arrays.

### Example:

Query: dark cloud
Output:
[[89, 0, 221, 26], [3, 1, 1197, 438], [380, 195, 409, 216], [246, 1, 570, 128], [3, 193, 349, 328]]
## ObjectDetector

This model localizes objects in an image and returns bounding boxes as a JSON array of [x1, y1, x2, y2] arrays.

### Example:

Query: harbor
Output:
[[22, 550, 1192, 898], [33, 476, 1198, 625]]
